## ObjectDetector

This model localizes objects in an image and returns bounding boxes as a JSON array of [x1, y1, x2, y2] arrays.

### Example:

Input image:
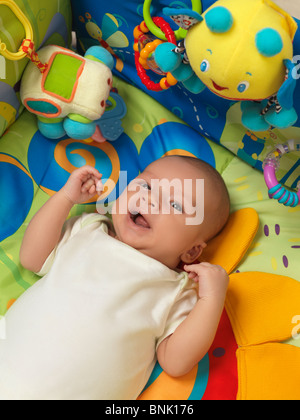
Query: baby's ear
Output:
[[181, 243, 206, 264]]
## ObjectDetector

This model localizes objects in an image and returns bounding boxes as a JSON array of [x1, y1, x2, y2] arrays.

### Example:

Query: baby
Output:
[[0, 155, 230, 400]]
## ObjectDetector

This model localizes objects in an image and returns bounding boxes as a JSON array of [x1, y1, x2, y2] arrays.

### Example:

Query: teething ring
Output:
[[143, 0, 202, 41], [263, 140, 300, 207], [0, 0, 33, 61], [134, 17, 178, 92], [138, 39, 164, 69]]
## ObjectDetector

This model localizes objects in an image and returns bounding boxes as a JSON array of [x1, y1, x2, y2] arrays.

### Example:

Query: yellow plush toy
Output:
[[154, 0, 298, 131]]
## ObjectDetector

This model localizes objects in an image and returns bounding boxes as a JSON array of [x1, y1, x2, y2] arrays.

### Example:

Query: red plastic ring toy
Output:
[[134, 17, 177, 92]]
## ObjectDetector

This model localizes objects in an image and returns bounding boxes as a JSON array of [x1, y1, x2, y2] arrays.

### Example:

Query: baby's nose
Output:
[[141, 192, 158, 213]]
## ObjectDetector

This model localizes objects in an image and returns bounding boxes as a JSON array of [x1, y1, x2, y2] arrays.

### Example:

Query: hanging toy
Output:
[[20, 44, 114, 141], [134, 0, 203, 92], [136, 0, 298, 132], [0, 0, 50, 74], [134, 18, 178, 91], [0, 0, 34, 61], [263, 140, 300, 207]]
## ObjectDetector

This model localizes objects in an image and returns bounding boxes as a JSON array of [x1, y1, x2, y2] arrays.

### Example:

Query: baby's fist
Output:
[[62, 166, 103, 205], [184, 262, 229, 300]]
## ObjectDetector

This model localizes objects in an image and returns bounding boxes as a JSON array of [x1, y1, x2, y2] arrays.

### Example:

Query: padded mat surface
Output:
[[0, 77, 299, 399]]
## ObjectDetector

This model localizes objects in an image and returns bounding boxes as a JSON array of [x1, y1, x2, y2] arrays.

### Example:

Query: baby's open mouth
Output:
[[130, 212, 151, 229]]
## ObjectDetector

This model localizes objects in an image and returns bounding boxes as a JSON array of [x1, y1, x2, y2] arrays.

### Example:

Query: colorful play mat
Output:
[[0, 0, 300, 400]]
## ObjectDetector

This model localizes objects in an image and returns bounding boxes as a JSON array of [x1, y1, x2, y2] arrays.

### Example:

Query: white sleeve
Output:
[[34, 213, 110, 277], [156, 279, 198, 349]]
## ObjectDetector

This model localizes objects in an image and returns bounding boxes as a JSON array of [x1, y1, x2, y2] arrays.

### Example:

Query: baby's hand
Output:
[[61, 166, 103, 205], [184, 262, 229, 301]]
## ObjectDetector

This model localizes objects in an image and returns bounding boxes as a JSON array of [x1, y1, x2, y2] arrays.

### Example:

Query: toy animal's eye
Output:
[[200, 60, 210, 73], [237, 81, 250, 93]]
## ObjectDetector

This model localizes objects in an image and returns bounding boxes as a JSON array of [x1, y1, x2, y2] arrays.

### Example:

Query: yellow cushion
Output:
[[226, 271, 300, 346], [237, 343, 300, 400], [227, 271, 300, 400], [200, 208, 259, 274]]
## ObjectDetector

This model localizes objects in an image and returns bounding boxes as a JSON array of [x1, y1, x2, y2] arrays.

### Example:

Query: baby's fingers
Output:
[[189, 274, 200, 282], [88, 184, 96, 195], [96, 179, 104, 193], [184, 264, 202, 273], [184, 265, 200, 282], [80, 165, 102, 180], [81, 178, 97, 193]]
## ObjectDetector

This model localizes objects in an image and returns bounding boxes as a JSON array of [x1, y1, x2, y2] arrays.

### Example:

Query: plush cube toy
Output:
[[20, 45, 114, 140]]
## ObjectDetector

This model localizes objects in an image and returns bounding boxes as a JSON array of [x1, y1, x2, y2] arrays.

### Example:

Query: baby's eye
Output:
[[200, 59, 210, 73], [237, 81, 250, 93], [141, 182, 151, 190], [171, 201, 183, 213]]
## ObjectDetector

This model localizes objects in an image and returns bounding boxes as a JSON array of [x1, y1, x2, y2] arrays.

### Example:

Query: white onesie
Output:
[[0, 213, 197, 400]]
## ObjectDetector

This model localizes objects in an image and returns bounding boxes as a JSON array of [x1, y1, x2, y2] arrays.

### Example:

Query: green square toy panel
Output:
[[44, 53, 84, 100]]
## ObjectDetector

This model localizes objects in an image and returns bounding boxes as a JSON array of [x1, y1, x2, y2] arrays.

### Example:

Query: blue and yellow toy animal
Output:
[[152, 0, 298, 131]]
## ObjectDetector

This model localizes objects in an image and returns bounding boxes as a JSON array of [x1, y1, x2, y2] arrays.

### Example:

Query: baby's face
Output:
[[112, 157, 209, 269]]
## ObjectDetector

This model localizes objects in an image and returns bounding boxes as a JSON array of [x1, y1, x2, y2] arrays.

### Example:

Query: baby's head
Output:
[[112, 155, 230, 269]]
